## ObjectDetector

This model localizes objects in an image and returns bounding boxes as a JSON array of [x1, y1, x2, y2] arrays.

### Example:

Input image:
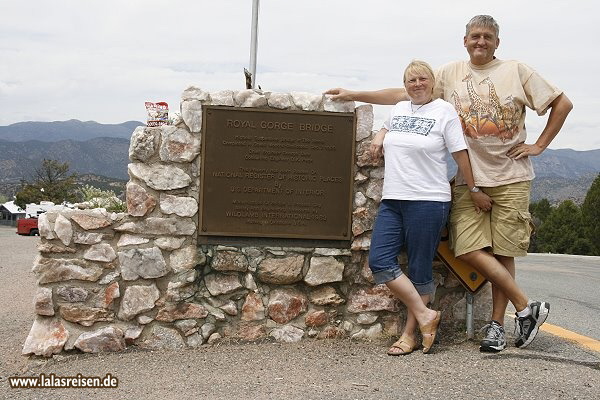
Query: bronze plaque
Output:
[[199, 106, 355, 241]]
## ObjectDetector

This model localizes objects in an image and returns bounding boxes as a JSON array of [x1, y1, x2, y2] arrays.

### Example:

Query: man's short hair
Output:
[[466, 15, 499, 37]]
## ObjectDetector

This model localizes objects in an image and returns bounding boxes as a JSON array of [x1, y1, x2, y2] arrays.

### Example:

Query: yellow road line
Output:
[[506, 313, 600, 353]]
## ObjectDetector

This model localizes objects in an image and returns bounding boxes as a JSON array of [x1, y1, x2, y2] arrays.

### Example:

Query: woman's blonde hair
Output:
[[403, 60, 435, 86]]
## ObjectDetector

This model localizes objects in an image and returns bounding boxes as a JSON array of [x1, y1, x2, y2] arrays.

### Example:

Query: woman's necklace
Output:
[[410, 99, 433, 114]]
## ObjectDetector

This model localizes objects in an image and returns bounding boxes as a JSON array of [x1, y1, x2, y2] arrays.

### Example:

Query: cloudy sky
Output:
[[1, 0, 598, 150]]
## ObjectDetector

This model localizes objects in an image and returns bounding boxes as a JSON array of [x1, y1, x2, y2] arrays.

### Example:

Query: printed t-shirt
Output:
[[434, 58, 562, 187], [382, 98, 467, 202]]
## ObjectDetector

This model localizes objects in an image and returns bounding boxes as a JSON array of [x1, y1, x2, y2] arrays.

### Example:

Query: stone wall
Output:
[[22, 87, 490, 357]]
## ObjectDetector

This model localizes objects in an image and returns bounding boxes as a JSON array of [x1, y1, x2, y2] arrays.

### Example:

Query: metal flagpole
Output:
[[249, 0, 260, 89]]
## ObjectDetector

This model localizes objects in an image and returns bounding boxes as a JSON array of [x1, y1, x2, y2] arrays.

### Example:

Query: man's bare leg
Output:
[[458, 249, 528, 311], [491, 255, 515, 326]]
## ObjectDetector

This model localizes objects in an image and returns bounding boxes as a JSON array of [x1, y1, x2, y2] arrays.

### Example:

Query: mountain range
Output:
[[0, 120, 598, 204]]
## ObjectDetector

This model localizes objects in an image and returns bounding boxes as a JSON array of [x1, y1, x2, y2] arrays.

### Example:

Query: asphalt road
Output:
[[0, 225, 598, 400], [514, 254, 600, 340]]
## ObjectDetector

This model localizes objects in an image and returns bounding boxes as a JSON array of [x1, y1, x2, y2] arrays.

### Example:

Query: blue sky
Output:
[[1, 0, 598, 150]]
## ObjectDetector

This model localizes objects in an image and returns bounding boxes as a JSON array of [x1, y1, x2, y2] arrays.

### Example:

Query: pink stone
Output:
[[241, 292, 265, 321], [317, 326, 346, 339], [347, 285, 400, 313], [305, 310, 328, 327], [155, 303, 208, 322], [236, 323, 266, 341], [22, 317, 69, 357], [267, 288, 308, 324], [71, 214, 112, 230]]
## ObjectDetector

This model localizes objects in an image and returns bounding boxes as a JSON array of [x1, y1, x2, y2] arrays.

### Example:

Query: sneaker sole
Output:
[[517, 302, 550, 349], [479, 344, 506, 353]]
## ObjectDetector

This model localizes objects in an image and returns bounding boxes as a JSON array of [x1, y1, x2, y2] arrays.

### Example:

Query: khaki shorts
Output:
[[449, 181, 533, 257]]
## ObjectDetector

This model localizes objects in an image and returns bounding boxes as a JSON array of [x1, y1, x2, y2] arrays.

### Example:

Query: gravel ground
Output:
[[0, 225, 598, 400]]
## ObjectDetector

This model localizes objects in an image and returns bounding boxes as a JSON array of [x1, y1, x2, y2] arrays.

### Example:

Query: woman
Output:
[[368, 60, 491, 355]]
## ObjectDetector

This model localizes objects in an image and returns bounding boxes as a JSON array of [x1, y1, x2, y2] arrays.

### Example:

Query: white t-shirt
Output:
[[382, 98, 467, 202]]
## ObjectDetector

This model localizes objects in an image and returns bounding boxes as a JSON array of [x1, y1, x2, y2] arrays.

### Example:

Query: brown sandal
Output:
[[420, 311, 441, 354], [387, 334, 417, 356]]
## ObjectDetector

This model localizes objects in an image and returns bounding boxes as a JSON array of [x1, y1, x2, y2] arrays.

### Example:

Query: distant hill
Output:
[[0, 137, 130, 182], [0, 120, 143, 142], [0, 120, 598, 205]]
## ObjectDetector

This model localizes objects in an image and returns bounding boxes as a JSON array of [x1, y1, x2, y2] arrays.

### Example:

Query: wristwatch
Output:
[[469, 186, 481, 193]]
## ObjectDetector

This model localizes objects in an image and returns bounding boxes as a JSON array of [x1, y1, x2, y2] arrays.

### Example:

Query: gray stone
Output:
[[357, 313, 378, 325], [269, 325, 305, 343], [243, 273, 257, 291], [219, 301, 238, 316], [365, 179, 383, 202], [323, 96, 355, 112], [204, 273, 243, 296], [118, 284, 160, 320], [354, 192, 367, 207], [210, 90, 234, 106], [291, 92, 322, 111], [355, 172, 368, 184], [212, 251, 248, 272], [170, 245, 198, 273], [126, 182, 156, 217], [33, 257, 103, 284], [38, 213, 55, 239], [234, 90, 267, 107], [351, 234, 371, 251], [181, 99, 203, 133], [98, 271, 120, 285], [139, 325, 185, 350], [54, 214, 73, 246], [56, 286, 89, 303], [182, 86, 211, 102], [155, 236, 186, 250], [267, 92, 293, 109], [117, 234, 150, 247], [201, 322, 216, 339], [351, 323, 382, 339], [175, 319, 198, 336], [74, 232, 105, 245], [124, 326, 144, 344], [74, 326, 125, 353], [118, 247, 168, 281], [159, 194, 198, 217], [159, 125, 201, 162], [186, 333, 204, 348], [257, 255, 303, 284], [84, 243, 117, 262], [128, 163, 191, 191], [355, 104, 374, 141], [34, 287, 54, 316], [115, 217, 196, 236], [314, 248, 352, 256], [304, 256, 345, 286], [129, 126, 159, 162], [22, 317, 69, 357], [137, 315, 153, 325]]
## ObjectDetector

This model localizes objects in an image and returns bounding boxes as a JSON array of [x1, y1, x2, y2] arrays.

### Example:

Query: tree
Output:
[[581, 173, 600, 255], [15, 159, 78, 209], [535, 200, 592, 255], [528, 198, 553, 252]]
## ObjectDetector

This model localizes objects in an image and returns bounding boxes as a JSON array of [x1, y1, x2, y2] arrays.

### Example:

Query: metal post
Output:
[[249, 0, 260, 89], [466, 292, 474, 339]]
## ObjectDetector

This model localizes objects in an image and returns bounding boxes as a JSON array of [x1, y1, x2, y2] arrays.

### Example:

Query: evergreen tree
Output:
[[536, 200, 592, 255], [15, 159, 78, 209], [581, 173, 600, 255]]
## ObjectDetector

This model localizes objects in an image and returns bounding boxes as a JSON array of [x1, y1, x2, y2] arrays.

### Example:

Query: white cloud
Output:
[[0, 0, 598, 150]]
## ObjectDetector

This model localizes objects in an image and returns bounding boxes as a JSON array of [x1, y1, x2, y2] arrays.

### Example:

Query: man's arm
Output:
[[507, 93, 573, 159], [324, 88, 408, 105]]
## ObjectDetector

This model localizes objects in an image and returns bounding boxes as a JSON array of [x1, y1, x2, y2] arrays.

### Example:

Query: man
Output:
[[326, 15, 573, 351]]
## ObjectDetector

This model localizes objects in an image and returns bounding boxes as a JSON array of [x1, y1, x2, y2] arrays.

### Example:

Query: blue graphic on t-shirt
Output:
[[390, 116, 435, 136]]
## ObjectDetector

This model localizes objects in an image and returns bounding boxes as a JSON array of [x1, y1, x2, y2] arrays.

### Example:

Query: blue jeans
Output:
[[369, 199, 450, 295]]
